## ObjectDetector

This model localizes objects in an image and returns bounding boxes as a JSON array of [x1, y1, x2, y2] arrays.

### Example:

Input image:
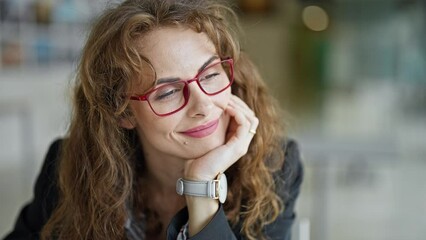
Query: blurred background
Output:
[[0, 0, 425, 239]]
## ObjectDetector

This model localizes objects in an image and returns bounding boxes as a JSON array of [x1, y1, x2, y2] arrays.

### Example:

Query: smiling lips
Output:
[[180, 119, 220, 138]]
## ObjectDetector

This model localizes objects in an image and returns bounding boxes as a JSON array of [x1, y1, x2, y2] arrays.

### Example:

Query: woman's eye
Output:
[[200, 72, 220, 82], [154, 87, 182, 101]]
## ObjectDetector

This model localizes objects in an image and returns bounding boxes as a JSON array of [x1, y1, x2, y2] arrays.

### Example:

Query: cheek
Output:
[[215, 89, 232, 109], [129, 102, 161, 131], [129, 103, 150, 124], [132, 105, 182, 137], [216, 90, 231, 130]]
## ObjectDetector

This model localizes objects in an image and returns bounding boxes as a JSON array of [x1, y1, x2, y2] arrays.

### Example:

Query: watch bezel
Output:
[[176, 178, 184, 195], [216, 173, 227, 203]]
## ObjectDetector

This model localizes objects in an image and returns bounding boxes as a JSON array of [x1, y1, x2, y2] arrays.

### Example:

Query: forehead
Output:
[[130, 26, 218, 93], [138, 26, 217, 73]]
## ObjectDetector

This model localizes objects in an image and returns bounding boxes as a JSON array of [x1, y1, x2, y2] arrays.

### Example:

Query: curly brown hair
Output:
[[41, 0, 286, 239]]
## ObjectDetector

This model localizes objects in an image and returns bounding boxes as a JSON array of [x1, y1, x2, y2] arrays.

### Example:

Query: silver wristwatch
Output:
[[176, 173, 228, 203]]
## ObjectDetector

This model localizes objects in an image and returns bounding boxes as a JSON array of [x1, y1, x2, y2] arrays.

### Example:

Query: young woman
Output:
[[4, 0, 303, 239]]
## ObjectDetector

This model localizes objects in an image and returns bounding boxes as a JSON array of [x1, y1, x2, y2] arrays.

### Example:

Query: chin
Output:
[[183, 133, 226, 159]]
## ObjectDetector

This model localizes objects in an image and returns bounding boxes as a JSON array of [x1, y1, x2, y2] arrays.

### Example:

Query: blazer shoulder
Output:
[[275, 139, 304, 202], [32, 138, 64, 216], [282, 139, 303, 177], [38, 138, 63, 183], [45, 138, 63, 164]]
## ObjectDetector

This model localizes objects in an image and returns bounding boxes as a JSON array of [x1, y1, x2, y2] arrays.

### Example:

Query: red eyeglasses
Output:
[[130, 58, 234, 117]]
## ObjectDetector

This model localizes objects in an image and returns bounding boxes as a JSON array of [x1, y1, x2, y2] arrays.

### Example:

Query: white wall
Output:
[[0, 65, 72, 236]]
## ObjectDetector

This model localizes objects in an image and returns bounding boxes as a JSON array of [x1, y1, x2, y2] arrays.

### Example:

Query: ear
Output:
[[119, 117, 136, 129]]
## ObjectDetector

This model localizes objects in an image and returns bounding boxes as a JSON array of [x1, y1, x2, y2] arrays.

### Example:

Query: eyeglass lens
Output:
[[148, 60, 232, 115]]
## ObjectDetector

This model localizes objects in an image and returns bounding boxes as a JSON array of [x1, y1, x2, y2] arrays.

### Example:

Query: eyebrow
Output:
[[156, 56, 219, 85]]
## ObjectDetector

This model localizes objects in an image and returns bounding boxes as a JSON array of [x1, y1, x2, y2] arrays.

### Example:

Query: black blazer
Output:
[[3, 139, 303, 240]]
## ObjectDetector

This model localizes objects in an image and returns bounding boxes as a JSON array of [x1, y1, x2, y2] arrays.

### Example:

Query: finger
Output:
[[230, 94, 250, 108], [229, 96, 258, 132], [225, 105, 251, 140], [249, 115, 259, 132], [228, 100, 256, 125], [225, 107, 256, 156], [229, 95, 255, 118], [226, 106, 257, 160]]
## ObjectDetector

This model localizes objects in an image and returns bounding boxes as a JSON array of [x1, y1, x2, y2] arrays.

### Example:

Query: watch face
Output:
[[176, 178, 184, 195], [218, 173, 228, 203]]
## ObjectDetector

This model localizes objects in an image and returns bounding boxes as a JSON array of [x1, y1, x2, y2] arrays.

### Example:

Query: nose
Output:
[[185, 82, 214, 117]]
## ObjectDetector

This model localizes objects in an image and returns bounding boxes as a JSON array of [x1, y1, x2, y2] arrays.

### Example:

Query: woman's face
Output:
[[127, 27, 231, 160]]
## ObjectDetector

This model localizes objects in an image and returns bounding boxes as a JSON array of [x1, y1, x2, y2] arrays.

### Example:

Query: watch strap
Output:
[[178, 179, 218, 198], [176, 173, 227, 203]]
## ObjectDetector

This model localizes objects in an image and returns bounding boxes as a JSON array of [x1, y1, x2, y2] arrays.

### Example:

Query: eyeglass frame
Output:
[[129, 58, 234, 117]]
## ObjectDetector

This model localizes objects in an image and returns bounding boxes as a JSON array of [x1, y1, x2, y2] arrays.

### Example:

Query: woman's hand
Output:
[[183, 94, 258, 236], [184, 94, 259, 180]]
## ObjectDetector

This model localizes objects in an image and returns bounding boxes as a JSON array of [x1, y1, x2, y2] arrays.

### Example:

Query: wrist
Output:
[[183, 168, 216, 181], [176, 173, 228, 203]]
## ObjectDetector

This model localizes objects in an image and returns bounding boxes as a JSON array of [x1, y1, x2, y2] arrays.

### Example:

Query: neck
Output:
[[140, 145, 187, 214], [139, 142, 186, 197]]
